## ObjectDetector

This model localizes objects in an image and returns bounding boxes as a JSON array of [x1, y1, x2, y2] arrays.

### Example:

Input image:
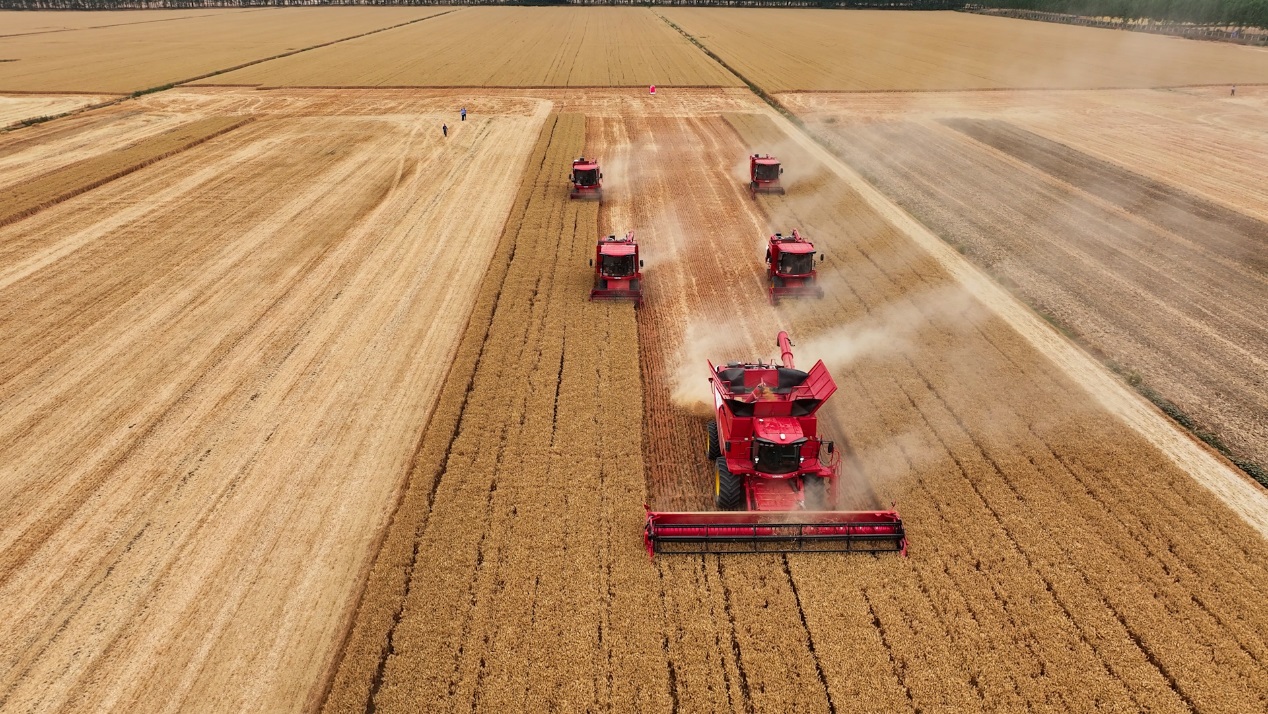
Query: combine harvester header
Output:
[[645, 332, 906, 555]]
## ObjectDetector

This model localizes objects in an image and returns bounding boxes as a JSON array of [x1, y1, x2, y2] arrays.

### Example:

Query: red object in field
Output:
[[643, 331, 907, 556], [589, 231, 643, 307], [748, 154, 785, 196], [570, 157, 602, 200], [650, 84, 657, 95], [765, 229, 824, 305]]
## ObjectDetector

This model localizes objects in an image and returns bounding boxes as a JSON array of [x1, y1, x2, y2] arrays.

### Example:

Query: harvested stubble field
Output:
[[0, 88, 547, 712], [784, 86, 1268, 484], [197, 7, 740, 88], [779, 87, 1268, 222], [662, 8, 1268, 91], [0, 7, 446, 93]]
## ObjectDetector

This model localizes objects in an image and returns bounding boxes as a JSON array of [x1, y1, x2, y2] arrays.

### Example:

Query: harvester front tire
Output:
[[706, 421, 721, 460], [804, 475, 827, 510], [715, 458, 744, 511]]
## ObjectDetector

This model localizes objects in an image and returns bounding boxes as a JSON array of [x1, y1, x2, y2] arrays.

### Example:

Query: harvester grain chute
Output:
[[570, 157, 602, 200], [748, 154, 785, 196], [644, 332, 906, 556], [589, 231, 644, 307], [765, 229, 825, 305]]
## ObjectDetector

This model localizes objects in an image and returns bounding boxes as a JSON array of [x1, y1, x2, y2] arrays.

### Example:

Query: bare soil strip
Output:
[[0, 115, 253, 228], [758, 103, 1268, 538], [947, 119, 1268, 273], [817, 117, 1268, 483]]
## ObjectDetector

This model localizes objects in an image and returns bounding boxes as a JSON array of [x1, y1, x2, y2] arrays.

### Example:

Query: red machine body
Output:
[[570, 157, 602, 200], [765, 229, 825, 305], [748, 154, 785, 196], [644, 332, 906, 555], [590, 231, 644, 307]]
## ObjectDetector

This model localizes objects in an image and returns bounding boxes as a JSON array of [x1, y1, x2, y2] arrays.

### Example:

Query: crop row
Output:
[[325, 113, 671, 712], [0, 115, 252, 227]]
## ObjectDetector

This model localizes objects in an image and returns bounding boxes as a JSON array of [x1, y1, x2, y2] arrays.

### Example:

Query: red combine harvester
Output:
[[644, 332, 906, 555], [748, 154, 785, 196], [570, 157, 602, 200], [766, 229, 825, 305], [589, 231, 644, 307]]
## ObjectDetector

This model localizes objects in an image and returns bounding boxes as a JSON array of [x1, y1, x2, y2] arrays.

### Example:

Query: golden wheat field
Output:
[[0, 8, 247, 36], [0, 7, 445, 93], [3, 7, 1268, 714], [196, 7, 741, 88], [663, 8, 1268, 90]]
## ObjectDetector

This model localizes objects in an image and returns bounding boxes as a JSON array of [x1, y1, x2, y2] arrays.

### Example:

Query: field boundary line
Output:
[[753, 102, 1268, 539]]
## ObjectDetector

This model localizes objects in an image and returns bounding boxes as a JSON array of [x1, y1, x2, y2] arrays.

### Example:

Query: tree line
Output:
[[972, 0, 1268, 28], [1, 0, 1263, 31]]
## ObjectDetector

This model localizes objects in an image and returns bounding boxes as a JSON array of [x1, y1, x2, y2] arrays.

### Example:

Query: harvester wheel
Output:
[[804, 475, 827, 510], [715, 458, 744, 511], [706, 420, 721, 460]]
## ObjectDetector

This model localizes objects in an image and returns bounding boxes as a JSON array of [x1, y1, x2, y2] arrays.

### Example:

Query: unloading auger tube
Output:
[[643, 330, 907, 556]]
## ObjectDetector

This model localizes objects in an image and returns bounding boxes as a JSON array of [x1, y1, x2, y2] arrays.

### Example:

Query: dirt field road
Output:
[[0, 90, 546, 713]]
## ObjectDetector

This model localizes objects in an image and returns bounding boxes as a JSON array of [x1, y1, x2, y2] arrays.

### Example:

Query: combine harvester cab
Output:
[[766, 229, 825, 305], [570, 157, 602, 200], [645, 332, 906, 556], [589, 231, 644, 307], [748, 154, 785, 196]]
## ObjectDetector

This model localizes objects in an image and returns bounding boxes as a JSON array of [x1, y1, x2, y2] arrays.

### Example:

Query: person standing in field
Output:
[[1231, 85, 1237, 96], [442, 123, 448, 138], [461, 107, 467, 121]]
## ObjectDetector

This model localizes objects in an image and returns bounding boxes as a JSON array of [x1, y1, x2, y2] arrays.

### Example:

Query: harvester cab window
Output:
[[752, 439, 804, 475], [778, 251, 815, 276], [575, 168, 599, 186], [600, 254, 636, 277], [754, 163, 780, 181]]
